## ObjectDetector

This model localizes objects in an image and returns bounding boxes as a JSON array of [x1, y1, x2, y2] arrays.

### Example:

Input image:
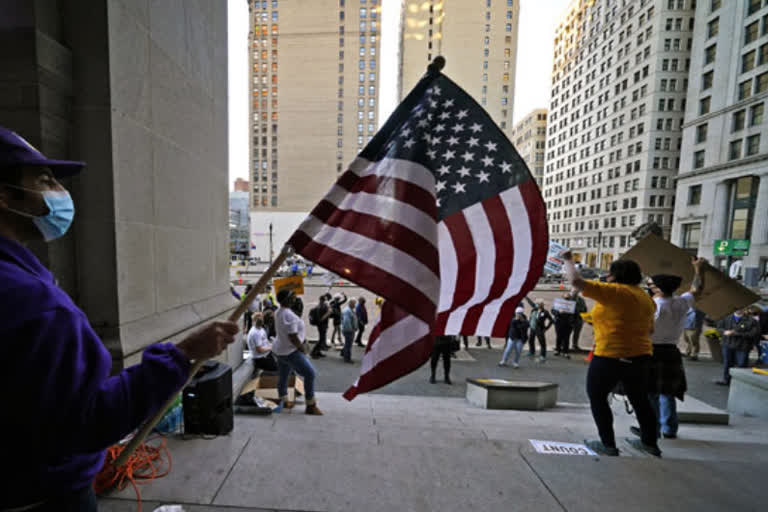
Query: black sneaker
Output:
[[630, 425, 661, 440], [626, 438, 662, 457], [584, 439, 619, 456], [662, 432, 677, 439]]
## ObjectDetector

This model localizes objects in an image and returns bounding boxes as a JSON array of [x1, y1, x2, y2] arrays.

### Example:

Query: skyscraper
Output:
[[671, 0, 768, 285], [247, 0, 382, 260], [511, 109, 548, 187], [399, 0, 520, 135], [544, 0, 694, 269]]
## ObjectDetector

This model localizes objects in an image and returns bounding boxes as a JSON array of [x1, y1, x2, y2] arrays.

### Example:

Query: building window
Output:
[[742, 50, 756, 72], [696, 123, 708, 143], [748, 0, 761, 16], [760, 42, 768, 64], [750, 103, 764, 125], [734, 110, 747, 131], [702, 71, 714, 90], [745, 21, 759, 45], [505, 23, 512, 32], [705, 45, 717, 64], [729, 176, 759, 239], [757, 72, 768, 93], [681, 223, 701, 256], [707, 18, 719, 38], [694, 150, 705, 169], [699, 96, 711, 115], [729, 139, 743, 160], [738, 79, 752, 100], [746, 134, 761, 155], [711, 0, 721, 11]]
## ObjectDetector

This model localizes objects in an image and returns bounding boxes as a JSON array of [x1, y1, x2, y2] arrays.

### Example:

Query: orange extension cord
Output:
[[93, 435, 172, 512]]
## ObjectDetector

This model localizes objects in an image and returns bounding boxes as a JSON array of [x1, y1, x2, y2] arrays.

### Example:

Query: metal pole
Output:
[[269, 222, 274, 265], [596, 231, 603, 269]]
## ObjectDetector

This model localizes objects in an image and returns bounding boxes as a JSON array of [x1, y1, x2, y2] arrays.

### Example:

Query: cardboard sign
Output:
[[273, 275, 304, 296], [621, 234, 759, 320], [545, 241, 569, 274], [552, 298, 576, 313], [529, 440, 597, 456]]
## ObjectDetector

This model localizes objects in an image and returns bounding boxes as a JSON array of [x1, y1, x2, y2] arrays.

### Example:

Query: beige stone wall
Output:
[[511, 108, 547, 185], [400, 0, 519, 135]]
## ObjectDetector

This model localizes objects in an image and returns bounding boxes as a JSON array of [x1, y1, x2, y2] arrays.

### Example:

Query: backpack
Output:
[[308, 306, 320, 326]]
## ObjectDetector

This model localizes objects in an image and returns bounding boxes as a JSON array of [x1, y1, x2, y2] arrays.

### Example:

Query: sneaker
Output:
[[498, 362, 508, 367], [305, 404, 324, 416], [584, 439, 619, 456], [564, 354, 571, 359], [626, 437, 662, 457], [444, 377, 453, 385], [429, 375, 436, 384], [274, 399, 295, 413], [512, 363, 519, 369], [662, 432, 677, 439], [689, 356, 698, 361], [537, 356, 546, 363], [714, 380, 730, 386], [528, 352, 536, 358]]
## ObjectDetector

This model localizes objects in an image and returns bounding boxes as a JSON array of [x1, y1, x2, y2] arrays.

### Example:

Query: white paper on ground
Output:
[[530, 439, 597, 456]]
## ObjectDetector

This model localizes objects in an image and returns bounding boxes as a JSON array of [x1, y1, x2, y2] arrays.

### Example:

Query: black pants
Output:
[[252, 354, 278, 372], [243, 312, 252, 332], [430, 343, 451, 379], [462, 335, 469, 349], [527, 329, 547, 357], [355, 324, 366, 345], [555, 323, 572, 354], [475, 336, 491, 347], [586, 355, 659, 449], [22, 486, 97, 511], [571, 321, 583, 349], [330, 323, 341, 344], [311, 324, 329, 355]]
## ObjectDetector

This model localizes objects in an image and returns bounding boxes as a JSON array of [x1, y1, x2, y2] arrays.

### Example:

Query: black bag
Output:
[[451, 336, 460, 352], [308, 306, 319, 326]]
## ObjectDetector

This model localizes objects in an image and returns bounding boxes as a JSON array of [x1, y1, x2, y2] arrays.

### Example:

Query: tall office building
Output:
[[671, 0, 768, 285], [399, 0, 520, 135], [247, 0, 382, 261], [511, 109, 548, 187], [543, 0, 695, 269]]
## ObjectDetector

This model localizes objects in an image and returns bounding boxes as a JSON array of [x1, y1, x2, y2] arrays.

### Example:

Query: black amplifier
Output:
[[182, 360, 233, 435]]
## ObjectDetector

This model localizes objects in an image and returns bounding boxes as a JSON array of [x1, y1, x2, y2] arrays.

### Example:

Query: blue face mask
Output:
[[5, 186, 75, 241]]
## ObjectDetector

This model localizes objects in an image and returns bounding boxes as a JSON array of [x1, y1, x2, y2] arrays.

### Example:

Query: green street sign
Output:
[[713, 239, 750, 257]]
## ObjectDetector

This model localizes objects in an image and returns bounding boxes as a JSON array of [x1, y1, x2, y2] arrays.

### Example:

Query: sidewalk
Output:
[[99, 391, 768, 512]]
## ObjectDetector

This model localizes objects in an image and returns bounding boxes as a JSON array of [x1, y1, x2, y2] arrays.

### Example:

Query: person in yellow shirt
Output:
[[562, 250, 661, 458]]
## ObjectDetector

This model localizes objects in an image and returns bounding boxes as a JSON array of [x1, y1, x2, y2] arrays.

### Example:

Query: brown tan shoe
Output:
[[305, 404, 324, 415]]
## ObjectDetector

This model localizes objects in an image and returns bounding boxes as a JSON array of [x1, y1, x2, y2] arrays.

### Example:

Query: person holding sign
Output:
[[561, 250, 661, 458]]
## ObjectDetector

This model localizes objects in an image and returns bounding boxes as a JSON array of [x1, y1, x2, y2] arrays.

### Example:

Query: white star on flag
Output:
[[436, 180, 447, 192], [467, 137, 479, 148], [461, 151, 474, 162], [481, 155, 494, 167], [436, 164, 450, 175], [457, 166, 471, 177], [452, 182, 466, 193], [484, 141, 497, 152], [443, 99, 455, 108], [443, 149, 456, 160], [434, 123, 446, 132], [456, 109, 468, 119], [447, 136, 459, 146], [403, 138, 415, 148], [469, 123, 482, 133], [439, 112, 451, 121], [477, 170, 490, 183], [452, 123, 465, 133], [430, 135, 442, 145], [500, 161, 512, 173], [418, 119, 428, 128], [427, 149, 437, 159]]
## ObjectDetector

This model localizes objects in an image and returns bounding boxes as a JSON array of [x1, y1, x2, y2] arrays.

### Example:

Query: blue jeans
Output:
[[341, 330, 356, 361], [277, 350, 316, 401], [648, 393, 678, 436], [722, 345, 749, 384], [500, 338, 523, 365]]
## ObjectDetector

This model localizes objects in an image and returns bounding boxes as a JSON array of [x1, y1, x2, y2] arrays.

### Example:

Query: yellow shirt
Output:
[[581, 280, 655, 358]]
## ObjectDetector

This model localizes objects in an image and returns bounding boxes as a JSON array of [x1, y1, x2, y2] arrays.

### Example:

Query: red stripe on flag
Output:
[[343, 331, 434, 400], [491, 180, 549, 334], [432, 211, 476, 334], [459, 195, 515, 336], [289, 231, 437, 324], [311, 200, 440, 276], [337, 172, 437, 220]]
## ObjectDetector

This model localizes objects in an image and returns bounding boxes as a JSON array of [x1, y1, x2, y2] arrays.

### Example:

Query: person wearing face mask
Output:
[[0, 127, 239, 511], [716, 307, 760, 386]]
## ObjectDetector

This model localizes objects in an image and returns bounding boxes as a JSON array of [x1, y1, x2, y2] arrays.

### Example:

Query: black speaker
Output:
[[182, 360, 233, 435]]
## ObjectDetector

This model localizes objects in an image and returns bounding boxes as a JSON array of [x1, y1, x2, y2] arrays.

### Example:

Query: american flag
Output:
[[288, 66, 548, 400]]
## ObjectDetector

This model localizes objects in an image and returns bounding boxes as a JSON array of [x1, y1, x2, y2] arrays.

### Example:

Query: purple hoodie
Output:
[[0, 235, 191, 507]]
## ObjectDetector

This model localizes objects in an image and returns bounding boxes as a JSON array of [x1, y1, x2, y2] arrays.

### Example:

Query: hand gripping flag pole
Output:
[[113, 246, 293, 467]]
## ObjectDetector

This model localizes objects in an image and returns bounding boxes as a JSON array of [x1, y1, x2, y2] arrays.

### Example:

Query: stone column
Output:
[[743, 174, 768, 286], [708, 181, 730, 245]]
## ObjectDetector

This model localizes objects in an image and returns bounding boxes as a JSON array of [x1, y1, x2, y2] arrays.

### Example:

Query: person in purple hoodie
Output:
[[0, 127, 239, 511]]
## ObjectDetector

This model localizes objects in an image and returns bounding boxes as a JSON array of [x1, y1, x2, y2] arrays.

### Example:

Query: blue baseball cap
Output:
[[0, 126, 85, 178]]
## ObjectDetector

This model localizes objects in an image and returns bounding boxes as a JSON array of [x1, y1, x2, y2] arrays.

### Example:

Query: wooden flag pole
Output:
[[113, 246, 293, 467]]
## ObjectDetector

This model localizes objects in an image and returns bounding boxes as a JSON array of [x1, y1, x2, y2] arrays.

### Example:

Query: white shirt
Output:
[[652, 292, 695, 345], [246, 327, 270, 359], [273, 307, 305, 356]]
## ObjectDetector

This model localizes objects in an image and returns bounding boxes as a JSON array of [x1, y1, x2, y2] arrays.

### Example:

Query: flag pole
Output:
[[113, 245, 293, 467], [427, 55, 446, 74]]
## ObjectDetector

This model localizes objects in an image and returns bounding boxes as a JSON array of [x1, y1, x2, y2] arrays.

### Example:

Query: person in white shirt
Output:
[[273, 289, 323, 415], [246, 313, 277, 372], [630, 258, 706, 441]]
